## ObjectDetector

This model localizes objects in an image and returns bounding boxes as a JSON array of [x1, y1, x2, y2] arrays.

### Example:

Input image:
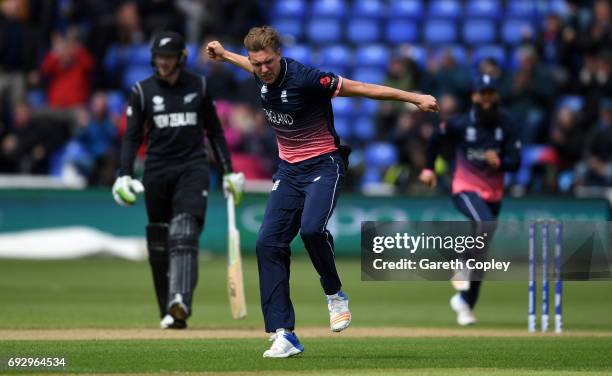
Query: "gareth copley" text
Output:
[[372, 258, 511, 272]]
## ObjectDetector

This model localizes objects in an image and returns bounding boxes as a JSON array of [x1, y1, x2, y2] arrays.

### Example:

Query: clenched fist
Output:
[[205, 41, 226, 62], [415, 94, 439, 112]]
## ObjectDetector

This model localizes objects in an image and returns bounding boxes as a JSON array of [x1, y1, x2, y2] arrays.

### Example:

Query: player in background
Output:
[[112, 31, 244, 329], [419, 74, 522, 326], [206, 26, 438, 357]]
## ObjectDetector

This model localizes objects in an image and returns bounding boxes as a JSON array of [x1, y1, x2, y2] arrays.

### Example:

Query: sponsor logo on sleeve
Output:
[[152, 95, 165, 112], [319, 76, 332, 88]]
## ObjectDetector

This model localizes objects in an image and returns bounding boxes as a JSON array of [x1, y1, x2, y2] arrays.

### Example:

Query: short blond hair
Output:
[[243, 26, 281, 52]]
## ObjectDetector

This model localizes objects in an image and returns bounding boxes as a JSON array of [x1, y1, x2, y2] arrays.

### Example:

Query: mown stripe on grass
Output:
[[1, 337, 611, 374]]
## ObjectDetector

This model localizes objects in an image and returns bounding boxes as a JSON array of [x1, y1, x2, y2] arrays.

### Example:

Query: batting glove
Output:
[[223, 172, 245, 205], [112, 175, 145, 207]]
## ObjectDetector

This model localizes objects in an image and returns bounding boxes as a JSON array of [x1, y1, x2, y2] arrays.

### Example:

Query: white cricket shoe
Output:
[[160, 314, 187, 329], [450, 293, 477, 326], [263, 329, 304, 358], [327, 290, 351, 332]]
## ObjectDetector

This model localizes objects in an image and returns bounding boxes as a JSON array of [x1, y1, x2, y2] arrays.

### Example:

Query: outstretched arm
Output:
[[339, 77, 439, 112], [205, 41, 253, 74]]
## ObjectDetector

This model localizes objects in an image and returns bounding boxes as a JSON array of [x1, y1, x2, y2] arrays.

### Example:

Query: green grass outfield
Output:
[[1, 257, 611, 375]]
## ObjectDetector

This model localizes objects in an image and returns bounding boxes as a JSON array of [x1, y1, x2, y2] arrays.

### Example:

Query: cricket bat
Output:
[[226, 193, 247, 319]]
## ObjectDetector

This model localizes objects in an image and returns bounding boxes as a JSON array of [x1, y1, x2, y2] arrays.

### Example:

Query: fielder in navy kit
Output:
[[419, 74, 521, 326], [206, 26, 438, 357]]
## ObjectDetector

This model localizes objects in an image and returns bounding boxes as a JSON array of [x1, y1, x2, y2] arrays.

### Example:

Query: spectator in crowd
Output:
[[138, 0, 184, 36], [59, 0, 123, 88], [0, 0, 39, 128], [477, 58, 511, 101], [0, 102, 70, 174], [176, 0, 208, 44], [378, 56, 422, 135], [61, 91, 118, 184], [201, 59, 241, 101], [508, 45, 556, 143], [550, 105, 586, 177], [583, 0, 612, 50], [392, 110, 432, 192], [40, 28, 95, 109], [204, 0, 266, 44], [579, 48, 611, 125], [226, 103, 276, 179], [575, 98, 612, 187], [538, 13, 580, 91], [101, 1, 147, 89], [115, 1, 146, 46], [428, 49, 471, 110]]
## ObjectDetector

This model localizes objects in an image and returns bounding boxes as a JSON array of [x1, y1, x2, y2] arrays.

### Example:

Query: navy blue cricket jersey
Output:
[[254, 57, 343, 163], [426, 109, 521, 202]]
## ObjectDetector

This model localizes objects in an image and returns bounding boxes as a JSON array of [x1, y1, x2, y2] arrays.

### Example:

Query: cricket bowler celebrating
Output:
[[113, 31, 244, 329], [207, 26, 438, 357], [419, 74, 521, 326]]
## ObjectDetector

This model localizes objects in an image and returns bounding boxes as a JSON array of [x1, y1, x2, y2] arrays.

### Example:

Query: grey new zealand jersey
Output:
[[119, 69, 232, 176]]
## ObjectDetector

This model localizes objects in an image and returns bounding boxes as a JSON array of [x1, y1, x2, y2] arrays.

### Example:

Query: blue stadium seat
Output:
[[319, 65, 348, 78], [27, 90, 46, 109], [311, 0, 346, 17], [332, 97, 356, 117], [283, 45, 312, 65], [505, 1, 537, 19], [273, 18, 303, 40], [472, 45, 507, 67], [355, 44, 390, 68], [364, 142, 398, 167], [231, 65, 252, 82], [465, 0, 501, 19], [347, 18, 380, 44], [359, 99, 379, 115], [352, 67, 386, 84], [462, 19, 496, 45], [351, 0, 386, 18], [186, 43, 198, 68], [389, 0, 423, 18], [556, 95, 584, 112], [502, 19, 535, 45], [106, 90, 125, 116], [122, 65, 152, 91], [354, 117, 377, 141], [548, 0, 568, 16], [333, 116, 352, 140], [132, 44, 151, 65], [273, 0, 306, 18], [318, 45, 352, 70], [424, 19, 457, 44], [306, 18, 342, 44], [362, 167, 382, 185], [386, 20, 419, 44], [427, 0, 462, 19]]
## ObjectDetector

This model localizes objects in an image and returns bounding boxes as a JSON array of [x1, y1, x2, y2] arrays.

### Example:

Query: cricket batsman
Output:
[[206, 26, 438, 357], [112, 31, 244, 329], [419, 74, 521, 325]]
